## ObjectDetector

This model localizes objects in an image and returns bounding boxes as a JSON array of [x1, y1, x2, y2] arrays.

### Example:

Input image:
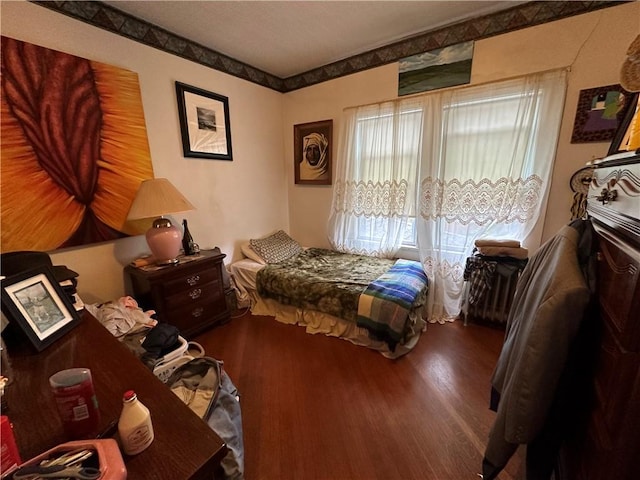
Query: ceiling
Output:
[[35, 1, 622, 91], [102, 1, 527, 78]]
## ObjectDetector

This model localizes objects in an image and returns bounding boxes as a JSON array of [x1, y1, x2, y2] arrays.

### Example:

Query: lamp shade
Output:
[[127, 178, 195, 220], [127, 178, 195, 265]]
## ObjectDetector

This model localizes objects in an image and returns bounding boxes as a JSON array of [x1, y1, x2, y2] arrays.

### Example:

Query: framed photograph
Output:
[[571, 84, 633, 143], [1, 267, 80, 351], [294, 120, 332, 185], [175, 81, 233, 160]]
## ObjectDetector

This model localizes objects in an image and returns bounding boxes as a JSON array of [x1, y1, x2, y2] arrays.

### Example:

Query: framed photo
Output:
[[571, 84, 633, 143], [294, 119, 332, 185], [175, 81, 233, 160], [1, 267, 80, 351]]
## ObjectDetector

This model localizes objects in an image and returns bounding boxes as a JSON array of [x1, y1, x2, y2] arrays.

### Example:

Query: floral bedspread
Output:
[[256, 248, 429, 341]]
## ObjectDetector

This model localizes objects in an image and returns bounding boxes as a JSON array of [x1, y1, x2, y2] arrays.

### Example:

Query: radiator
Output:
[[461, 260, 524, 326]]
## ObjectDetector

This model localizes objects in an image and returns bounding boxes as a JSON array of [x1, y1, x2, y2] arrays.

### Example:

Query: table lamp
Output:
[[127, 178, 195, 265]]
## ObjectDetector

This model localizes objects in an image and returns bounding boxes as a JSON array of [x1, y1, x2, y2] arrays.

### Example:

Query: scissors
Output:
[[13, 464, 101, 480]]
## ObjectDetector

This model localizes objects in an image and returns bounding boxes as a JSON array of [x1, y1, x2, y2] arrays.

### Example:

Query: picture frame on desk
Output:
[[0, 266, 80, 352]]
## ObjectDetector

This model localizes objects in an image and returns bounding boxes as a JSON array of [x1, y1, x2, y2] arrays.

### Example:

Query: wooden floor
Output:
[[194, 310, 524, 480]]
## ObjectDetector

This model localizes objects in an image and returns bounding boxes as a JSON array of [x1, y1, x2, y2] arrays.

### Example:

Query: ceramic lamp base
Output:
[[146, 221, 181, 264]]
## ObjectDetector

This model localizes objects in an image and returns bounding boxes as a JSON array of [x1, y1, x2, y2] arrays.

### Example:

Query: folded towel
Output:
[[476, 245, 528, 260], [474, 238, 521, 248]]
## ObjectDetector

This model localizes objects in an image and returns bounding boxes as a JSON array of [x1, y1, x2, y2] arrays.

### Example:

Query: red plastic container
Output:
[[49, 368, 101, 439], [2, 439, 126, 479], [0, 415, 21, 474]]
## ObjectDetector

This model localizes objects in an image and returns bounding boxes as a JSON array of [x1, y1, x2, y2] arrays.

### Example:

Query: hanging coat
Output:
[[482, 220, 595, 479]]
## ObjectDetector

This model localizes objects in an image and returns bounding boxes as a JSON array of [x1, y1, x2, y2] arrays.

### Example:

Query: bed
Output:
[[229, 232, 429, 358]]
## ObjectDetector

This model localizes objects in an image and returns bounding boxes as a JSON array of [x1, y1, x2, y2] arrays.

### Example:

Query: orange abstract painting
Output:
[[1, 36, 154, 252]]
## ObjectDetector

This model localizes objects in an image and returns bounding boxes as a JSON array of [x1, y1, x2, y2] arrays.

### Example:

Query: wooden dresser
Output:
[[124, 249, 230, 339], [563, 153, 640, 479]]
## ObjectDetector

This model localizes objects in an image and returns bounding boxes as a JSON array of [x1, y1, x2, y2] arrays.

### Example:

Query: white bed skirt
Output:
[[244, 280, 426, 359]]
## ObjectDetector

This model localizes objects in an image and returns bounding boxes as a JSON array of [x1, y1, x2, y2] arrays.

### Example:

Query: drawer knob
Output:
[[186, 275, 200, 286], [595, 187, 617, 205], [189, 288, 202, 300], [191, 307, 204, 318]]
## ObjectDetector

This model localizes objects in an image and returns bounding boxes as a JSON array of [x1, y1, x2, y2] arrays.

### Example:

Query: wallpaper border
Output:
[[31, 1, 624, 93]]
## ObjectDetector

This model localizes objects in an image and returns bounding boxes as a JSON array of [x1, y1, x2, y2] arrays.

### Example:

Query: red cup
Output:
[[49, 368, 100, 439]]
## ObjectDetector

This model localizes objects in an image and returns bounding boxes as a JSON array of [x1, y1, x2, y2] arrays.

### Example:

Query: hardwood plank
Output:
[[195, 310, 524, 479]]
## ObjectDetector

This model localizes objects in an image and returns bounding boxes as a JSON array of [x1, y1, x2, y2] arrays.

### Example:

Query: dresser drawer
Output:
[[588, 158, 640, 241], [595, 227, 640, 352], [592, 320, 637, 439], [164, 280, 223, 310]]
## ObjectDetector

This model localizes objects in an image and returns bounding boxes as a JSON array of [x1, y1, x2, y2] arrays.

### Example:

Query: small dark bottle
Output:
[[182, 219, 196, 255]]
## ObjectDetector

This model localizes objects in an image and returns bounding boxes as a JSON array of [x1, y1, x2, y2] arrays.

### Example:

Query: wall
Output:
[[1, 0, 289, 304], [283, 2, 640, 250], [2, 1, 639, 303]]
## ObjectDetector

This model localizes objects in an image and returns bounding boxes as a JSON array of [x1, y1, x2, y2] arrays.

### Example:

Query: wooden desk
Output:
[[2, 311, 227, 479]]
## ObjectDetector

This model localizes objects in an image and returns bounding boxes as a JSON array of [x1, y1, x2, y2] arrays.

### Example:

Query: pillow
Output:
[[249, 230, 302, 263], [240, 242, 267, 265]]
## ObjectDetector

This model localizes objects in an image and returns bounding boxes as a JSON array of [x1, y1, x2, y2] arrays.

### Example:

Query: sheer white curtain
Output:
[[418, 69, 567, 322], [328, 69, 567, 322], [328, 98, 423, 257]]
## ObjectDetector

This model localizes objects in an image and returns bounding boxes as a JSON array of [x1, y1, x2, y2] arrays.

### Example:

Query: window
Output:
[[330, 70, 567, 279]]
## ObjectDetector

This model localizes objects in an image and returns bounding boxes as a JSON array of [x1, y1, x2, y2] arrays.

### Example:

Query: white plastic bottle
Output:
[[117, 390, 154, 455]]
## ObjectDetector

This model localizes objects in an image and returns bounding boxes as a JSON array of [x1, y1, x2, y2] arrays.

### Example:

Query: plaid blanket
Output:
[[357, 259, 429, 351]]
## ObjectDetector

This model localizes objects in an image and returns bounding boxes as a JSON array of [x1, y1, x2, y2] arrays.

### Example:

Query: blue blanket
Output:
[[357, 259, 429, 351]]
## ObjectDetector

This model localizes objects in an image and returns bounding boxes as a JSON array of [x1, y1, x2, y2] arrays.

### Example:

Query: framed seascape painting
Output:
[[294, 120, 332, 185], [1, 267, 80, 351], [175, 81, 233, 161]]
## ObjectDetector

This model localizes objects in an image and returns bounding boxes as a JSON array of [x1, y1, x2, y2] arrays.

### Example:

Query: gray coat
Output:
[[483, 222, 592, 478]]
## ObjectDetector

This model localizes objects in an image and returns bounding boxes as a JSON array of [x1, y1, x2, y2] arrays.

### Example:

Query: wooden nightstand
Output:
[[124, 249, 231, 338]]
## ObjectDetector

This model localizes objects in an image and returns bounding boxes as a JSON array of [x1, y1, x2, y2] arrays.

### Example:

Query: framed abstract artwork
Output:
[[1, 267, 81, 352], [0, 36, 154, 252], [175, 81, 233, 161], [571, 84, 633, 143], [294, 120, 332, 185]]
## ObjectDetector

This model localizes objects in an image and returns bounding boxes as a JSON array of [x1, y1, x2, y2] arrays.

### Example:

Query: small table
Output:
[[2, 311, 227, 479]]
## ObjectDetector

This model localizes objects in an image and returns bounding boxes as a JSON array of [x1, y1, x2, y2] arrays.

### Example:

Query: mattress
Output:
[[229, 250, 428, 358]]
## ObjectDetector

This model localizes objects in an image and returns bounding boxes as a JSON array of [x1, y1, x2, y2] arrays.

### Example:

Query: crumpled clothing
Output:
[[86, 296, 157, 338], [168, 357, 244, 480], [464, 256, 497, 305]]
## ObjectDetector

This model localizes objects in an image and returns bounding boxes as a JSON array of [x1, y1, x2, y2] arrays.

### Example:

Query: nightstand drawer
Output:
[[167, 297, 228, 336], [162, 267, 220, 293], [164, 280, 223, 310]]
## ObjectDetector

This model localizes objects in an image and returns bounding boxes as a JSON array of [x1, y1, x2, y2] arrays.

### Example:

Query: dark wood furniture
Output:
[[563, 153, 640, 479], [2, 310, 227, 479], [125, 249, 230, 339]]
